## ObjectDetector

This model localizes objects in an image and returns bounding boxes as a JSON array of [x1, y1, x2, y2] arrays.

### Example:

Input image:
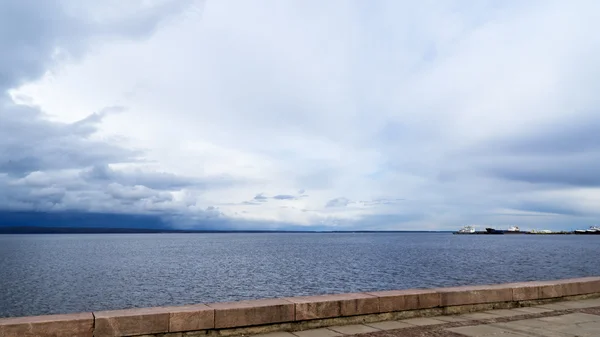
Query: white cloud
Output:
[[3, 0, 600, 230]]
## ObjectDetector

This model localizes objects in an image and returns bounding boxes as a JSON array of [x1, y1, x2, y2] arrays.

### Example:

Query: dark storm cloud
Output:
[[0, 171, 174, 213], [0, 0, 75, 89], [81, 164, 208, 191], [0, 0, 195, 90], [272, 194, 297, 200], [489, 116, 600, 156], [0, 211, 171, 230], [0, 0, 202, 216], [253, 193, 303, 201], [105, 184, 173, 203], [486, 159, 600, 187], [510, 201, 585, 217], [240, 192, 307, 205], [0, 104, 140, 177], [469, 114, 600, 187], [253, 193, 268, 202]]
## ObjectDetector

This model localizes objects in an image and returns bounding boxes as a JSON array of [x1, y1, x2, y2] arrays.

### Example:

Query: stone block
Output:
[[167, 304, 214, 332], [366, 289, 439, 312], [508, 277, 600, 301], [339, 294, 379, 316], [94, 307, 170, 337], [537, 281, 564, 299], [520, 277, 600, 299], [288, 295, 340, 321], [0, 313, 93, 337], [437, 284, 513, 306], [557, 277, 600, 296], [557, 279, 582, 297], [506, 277, 600, 301], [510, 282, 541, 301], [286, 293, 378, 321], [207, 299, 294, 329]]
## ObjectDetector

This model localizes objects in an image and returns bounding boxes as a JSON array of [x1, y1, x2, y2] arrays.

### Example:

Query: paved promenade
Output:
[[256, 298, 600, 337]]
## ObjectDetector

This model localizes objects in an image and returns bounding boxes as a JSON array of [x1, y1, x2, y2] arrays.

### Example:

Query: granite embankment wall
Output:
[[1, 277, 600, 337]]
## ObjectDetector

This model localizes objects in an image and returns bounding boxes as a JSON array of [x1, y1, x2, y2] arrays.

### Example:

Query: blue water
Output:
[[0, 233, 599, 317]]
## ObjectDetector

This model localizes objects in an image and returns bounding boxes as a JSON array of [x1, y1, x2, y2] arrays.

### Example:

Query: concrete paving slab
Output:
[[575, 321, 600, 336], [482, 309, 527, 317], [364, 321, 413, 330], [535, 303, 571, 310], [511, 307, 553, 314], [256, 332, 298, 337], [399, 317, 447, 326], [578, 298, 600, 306], [491, 315, 600, 337], [489, 322, 535, 332], [509, 330, 576, 337], [506, 318, 562, 329], [514, 326, 581, 337], [536, 322, 599, 336], [432, 315, 469, 322], [458, 312, 500, 320], [292, 328, 342, 337], [520, 331, 576, 337], [489, 322, 578, 337], [327, 324, 380, 335], [539, 312, 600, 324], [446, 324, 518, 336], [557, 300, 600, 309]]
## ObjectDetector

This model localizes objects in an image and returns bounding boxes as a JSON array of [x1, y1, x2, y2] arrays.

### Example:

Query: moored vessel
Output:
[[485, 226, 523, 234], [575, 226, 600, 234], [457, 225, 476, 233], [505, 225, 521, 234]]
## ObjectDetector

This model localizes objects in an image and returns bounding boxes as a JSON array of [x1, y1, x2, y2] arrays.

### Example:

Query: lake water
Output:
[[1, 233, 599, 318]]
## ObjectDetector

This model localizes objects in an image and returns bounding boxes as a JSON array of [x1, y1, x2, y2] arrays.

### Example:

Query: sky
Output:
[[1, 0, 600, 231]]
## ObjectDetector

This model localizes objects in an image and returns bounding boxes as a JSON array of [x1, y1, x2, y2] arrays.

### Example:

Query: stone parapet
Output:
[[1, 276, 600, 337], [285, 293, 379, 320], [0, 313, 93, 337], [207, 299, 294, 329]]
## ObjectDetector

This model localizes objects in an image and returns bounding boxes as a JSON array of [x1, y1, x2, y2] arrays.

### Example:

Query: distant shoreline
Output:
[[0, 226, 451, 234]]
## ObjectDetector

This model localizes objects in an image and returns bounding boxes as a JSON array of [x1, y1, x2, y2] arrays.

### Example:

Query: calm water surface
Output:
[[1, 233, 599, 317]]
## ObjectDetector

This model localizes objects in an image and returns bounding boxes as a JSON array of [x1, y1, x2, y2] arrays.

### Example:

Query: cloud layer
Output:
[[2, 0, 600, 230]]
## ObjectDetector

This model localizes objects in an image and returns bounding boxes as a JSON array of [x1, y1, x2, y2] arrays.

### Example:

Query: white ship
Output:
[[457, 225, 476, 233], [575, 226, 600, 234]]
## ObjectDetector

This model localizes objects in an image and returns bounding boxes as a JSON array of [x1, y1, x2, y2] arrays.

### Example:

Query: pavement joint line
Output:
[[325, 326, 346, 334]]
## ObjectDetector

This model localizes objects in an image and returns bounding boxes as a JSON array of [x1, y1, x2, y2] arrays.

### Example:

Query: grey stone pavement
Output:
[[254, 297, 600, 337]]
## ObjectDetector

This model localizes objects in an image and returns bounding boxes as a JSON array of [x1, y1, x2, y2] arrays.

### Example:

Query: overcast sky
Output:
[[1, 0, 600, 231]]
